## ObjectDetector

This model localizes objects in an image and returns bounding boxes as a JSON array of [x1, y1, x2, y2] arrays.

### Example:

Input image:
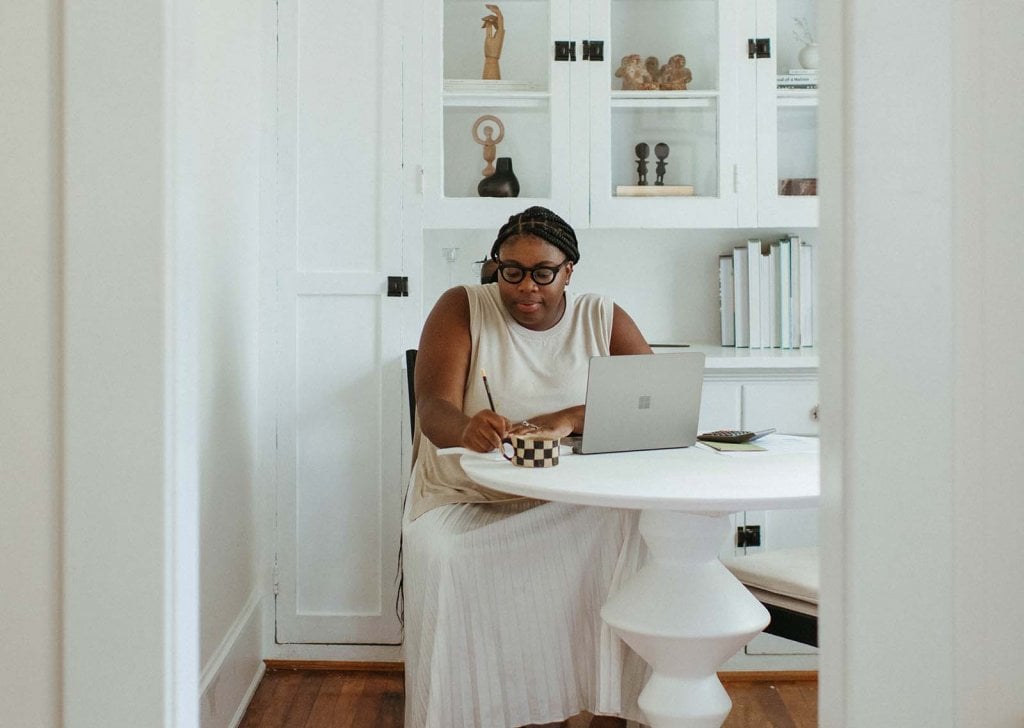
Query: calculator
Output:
[[696, 428, 776, 444]]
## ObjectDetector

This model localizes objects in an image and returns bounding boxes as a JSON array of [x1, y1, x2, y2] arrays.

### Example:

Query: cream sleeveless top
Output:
[[409, 283, 614, 519]]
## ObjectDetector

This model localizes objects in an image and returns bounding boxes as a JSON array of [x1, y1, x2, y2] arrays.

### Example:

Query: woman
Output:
[[403, 207, 652, 728]]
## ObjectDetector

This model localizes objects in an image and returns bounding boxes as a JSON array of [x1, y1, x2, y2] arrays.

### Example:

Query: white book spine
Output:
[[788, 235, 801, 348], [747, 239, 762, 349], [732, 247, 749, 348], [719, 255, 735, 346], [768, 243, 780, 348], [778, 239, 792, 349], [759, 250, 772, 349], [800, 243, 814, 347]]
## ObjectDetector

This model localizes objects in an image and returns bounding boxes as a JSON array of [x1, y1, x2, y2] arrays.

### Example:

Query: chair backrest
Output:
[[405, 349, 417, 442]]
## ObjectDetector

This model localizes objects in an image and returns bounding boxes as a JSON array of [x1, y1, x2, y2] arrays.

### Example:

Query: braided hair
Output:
[[488, 206, 580, 264]]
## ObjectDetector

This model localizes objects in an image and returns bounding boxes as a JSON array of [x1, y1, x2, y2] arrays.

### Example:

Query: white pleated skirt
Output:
[[402, 490, 649, 728]]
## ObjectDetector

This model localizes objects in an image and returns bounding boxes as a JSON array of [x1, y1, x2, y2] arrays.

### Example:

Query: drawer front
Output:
[[741, 381, 819, 435], [698, 382, 741, 432]]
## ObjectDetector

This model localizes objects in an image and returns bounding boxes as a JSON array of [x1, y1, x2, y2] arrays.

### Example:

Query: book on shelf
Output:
[[746, 239, 762, 349], [768, 242, 780, 348], [759, 246, 772, 349], [732, 246, 749, 348], [718, 236, 814, 350], [719, 255, 735, 347], [777, 84, 818, 89], [787, 68, 817, 75], [615, 185, 695, 197], [800, 243, 814, 347], [776, 74, 818, 84], [777, 238, 792, 349], [788, 234, 802, 348]]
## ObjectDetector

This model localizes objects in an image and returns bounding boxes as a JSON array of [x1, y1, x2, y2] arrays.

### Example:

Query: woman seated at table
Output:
[[403, 206, 653, 728]]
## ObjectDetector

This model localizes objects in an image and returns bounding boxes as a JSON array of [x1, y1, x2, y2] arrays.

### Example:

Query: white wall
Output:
[[180, 1, 267, 726], [1, 2, 265, 726], [0, 3, 61, 725], [818, 1, 1024, 725]]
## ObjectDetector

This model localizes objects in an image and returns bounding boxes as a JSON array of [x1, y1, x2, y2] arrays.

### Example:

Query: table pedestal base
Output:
[[601, 511, 769, 728]]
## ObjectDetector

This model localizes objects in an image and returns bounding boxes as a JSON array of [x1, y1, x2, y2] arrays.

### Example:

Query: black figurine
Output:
[[635, 142, 650, 185], [654, 142, 670, 186]]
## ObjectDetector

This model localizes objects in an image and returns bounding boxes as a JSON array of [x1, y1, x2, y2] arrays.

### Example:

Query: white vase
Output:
[[798, 43, 820, 70]]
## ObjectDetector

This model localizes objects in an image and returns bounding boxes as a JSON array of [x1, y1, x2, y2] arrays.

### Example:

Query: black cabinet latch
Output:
[[582, 40, 604, 62], [748, 38, 771, 59], [387, 276, 409, 297], [554, 40, 576, 62]]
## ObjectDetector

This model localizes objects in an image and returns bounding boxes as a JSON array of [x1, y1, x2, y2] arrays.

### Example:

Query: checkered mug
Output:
[[501, 435, 561, 468]]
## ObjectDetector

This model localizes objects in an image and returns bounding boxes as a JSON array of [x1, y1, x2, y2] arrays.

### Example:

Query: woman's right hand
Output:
[[461, 409, 510, 453]]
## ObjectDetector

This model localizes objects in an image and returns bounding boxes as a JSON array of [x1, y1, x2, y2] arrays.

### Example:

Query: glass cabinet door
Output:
[[751, 0, 818, 226], [422, 0, 573, 228], [587, 0, 743, 228]]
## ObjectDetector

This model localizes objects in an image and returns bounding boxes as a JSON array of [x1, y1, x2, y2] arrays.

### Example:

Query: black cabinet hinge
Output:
[[748, 37, 771, 59], [554, 40, 576, 62], [387, 276, 409, 297], [737, 525, 762, 548], [582, 40, 604, 62]]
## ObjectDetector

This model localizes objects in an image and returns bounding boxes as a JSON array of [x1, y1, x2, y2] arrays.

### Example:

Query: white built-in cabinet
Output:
[[694, 345, 820, 663], [419, 0, 818, 229]]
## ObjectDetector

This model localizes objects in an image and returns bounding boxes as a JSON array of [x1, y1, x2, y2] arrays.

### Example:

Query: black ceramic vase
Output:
[[478, 157, 520, 197]]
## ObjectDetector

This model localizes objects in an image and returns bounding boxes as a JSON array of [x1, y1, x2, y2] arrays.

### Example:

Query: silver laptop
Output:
[[569, 352, 706, 454]]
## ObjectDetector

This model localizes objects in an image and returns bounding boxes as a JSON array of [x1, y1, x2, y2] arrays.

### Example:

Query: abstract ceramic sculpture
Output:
[[477, 157, 520, 197], [615, 54, 658, 90], [658, 54, 692, 90], [472, 114, 505, 177]]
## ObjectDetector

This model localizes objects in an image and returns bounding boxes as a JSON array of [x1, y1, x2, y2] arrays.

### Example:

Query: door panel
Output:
[[274, 0, 405, 645]]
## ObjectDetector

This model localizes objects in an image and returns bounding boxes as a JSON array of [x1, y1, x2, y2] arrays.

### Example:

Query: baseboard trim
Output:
[[263, 659, 404, 673], [719, 669, 818, 683], [200, 587, 264, 728]]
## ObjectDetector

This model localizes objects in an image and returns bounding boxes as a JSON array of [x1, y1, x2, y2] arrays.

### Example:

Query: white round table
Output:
[[461, 438, 819, 728]]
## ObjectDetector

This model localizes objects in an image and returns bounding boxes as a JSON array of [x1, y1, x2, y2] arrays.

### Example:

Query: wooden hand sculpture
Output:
[[481, 4, 505, 80]]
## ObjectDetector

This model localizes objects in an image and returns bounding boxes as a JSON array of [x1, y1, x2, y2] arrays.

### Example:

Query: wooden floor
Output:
[[239, 666, 817, 728]]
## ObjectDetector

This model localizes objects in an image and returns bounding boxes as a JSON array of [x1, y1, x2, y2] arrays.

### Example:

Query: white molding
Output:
[[265, 642, 403, 663], [200, 588, 264, 728]]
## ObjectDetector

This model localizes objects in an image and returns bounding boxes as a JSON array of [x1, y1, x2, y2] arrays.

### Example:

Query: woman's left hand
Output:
[[507, 413, 575, 440]]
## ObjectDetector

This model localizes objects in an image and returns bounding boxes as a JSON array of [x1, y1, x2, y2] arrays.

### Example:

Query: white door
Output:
[[272, 0, 408, 645]]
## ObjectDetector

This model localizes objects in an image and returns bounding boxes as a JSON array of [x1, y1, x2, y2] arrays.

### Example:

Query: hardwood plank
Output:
[[239, 671, 303, 728], [302, 673, 346, 728], [775, 681, 818, 728], [279, 671, 325, 728]]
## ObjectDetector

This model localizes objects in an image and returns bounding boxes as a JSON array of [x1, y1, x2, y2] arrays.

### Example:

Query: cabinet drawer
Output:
[[741, 381, 819, 435], [698, 382, 741, 432]]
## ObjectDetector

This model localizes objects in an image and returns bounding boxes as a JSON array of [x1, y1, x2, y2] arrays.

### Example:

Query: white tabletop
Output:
[[460, 435, 820, 512]]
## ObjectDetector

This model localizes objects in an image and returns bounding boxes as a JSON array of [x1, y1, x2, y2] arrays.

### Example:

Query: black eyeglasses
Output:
[[495, 258, 569, 286]]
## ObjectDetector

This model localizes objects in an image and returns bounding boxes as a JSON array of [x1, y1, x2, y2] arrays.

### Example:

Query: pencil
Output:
[[480, 368, 496, 412]]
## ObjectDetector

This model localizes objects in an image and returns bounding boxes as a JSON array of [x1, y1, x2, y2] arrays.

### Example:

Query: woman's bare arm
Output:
[[415, 287, 509, 451], [609, 303, 653, 355]]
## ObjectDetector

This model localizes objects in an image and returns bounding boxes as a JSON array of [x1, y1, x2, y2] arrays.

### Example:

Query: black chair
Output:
[[405, 349, 417, 442], [720, 546, 819, 647]]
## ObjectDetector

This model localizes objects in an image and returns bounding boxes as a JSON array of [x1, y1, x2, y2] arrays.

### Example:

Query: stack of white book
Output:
[[718, 236, 814, 348], [776, 69, 818, 89]]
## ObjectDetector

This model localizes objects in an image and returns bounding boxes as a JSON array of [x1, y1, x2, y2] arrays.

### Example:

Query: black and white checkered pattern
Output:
[[504, 438, 560, 467]]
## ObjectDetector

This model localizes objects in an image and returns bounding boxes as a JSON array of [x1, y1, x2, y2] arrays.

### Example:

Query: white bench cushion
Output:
[[720, 546, 819, 613]]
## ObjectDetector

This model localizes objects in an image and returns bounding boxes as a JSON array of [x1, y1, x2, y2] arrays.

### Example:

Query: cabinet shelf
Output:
[[443, 91, 551, 108], [610, 91, 719, 109]]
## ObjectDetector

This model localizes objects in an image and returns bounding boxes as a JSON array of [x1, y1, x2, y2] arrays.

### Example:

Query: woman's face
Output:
[[495, 234, 574, 331]]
